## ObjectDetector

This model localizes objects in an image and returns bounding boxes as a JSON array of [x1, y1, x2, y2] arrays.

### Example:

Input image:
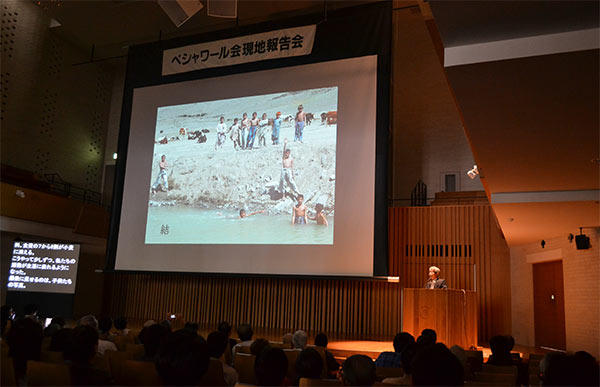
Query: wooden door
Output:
[[533, 260, 566, 350]]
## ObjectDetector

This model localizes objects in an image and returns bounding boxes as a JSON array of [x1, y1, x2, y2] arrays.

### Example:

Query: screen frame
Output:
[[105, 2, 391, 278]]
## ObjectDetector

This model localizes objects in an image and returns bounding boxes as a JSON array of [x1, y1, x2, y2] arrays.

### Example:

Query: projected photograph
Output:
[[145, 87, 338, 244]]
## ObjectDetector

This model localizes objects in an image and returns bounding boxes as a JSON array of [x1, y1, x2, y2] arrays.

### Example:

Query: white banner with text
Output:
[[162, 25, 317, 75]]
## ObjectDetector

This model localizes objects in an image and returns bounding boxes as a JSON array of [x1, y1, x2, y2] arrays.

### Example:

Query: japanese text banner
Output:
[[162, 25, 317, 76]]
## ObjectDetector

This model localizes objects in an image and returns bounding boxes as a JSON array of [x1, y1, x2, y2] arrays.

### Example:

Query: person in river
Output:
[[292, 194, 307, 225], [309, 203, 328, 226], [239, 209, 264, 219]]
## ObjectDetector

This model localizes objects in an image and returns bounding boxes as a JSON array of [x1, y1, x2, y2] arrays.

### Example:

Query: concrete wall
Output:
[[390, 7, 483, 205], [1, 0, 114, 191], [511, 229, 599, 357]]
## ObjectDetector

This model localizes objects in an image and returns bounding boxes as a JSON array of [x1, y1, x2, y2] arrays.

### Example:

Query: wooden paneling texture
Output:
[[104, 205, 509, 343], [389, 205, 511, 342], [104, 274, 401, 338]]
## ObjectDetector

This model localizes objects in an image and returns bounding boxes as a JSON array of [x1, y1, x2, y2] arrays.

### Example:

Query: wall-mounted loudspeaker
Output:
[[158, 0, 204, 27], [207, 0, 237, 18], [575, 234, 590, 250]]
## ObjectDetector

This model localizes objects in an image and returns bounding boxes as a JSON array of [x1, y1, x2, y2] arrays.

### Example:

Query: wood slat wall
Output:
[[104, 205, 510, 343], [104, 274, 401, 338], [388, 205, 511, 342]]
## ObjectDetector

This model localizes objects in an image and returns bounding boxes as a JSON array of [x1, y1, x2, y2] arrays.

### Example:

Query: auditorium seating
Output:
[[234, 352, 257, 384], [118, 360, 162, 386], [375, 366, 404, 380], [25, 360, 71, 386], [200, 358, 227, 386], [1, 357, 17, 386], [284, 348, 300, 382], [299, 377, 343, 386], [40, 350, 63, 363], [104, 349, 135, 381], [468, 364, 518, 386]]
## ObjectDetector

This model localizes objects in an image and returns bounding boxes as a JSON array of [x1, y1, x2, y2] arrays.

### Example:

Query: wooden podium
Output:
[[402, 288, 478, 349]]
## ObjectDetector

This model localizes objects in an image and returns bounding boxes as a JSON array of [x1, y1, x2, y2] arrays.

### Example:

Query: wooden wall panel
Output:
[[104, 275, 401, 338], [103, 205, 509, 343], [388, 205, 511, 342]]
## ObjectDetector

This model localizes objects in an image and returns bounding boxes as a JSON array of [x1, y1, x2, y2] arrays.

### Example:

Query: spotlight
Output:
[[467, 165, 479, 179], [575, 227, 591, 250]]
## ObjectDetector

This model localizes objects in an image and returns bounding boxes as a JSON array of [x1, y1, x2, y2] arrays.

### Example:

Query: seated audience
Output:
[[255, 346, 288, 386], [292, 330, 308, 350], [282, 333, 294, 349], [420, 328, 437, 343], [50, 317, 65, 328], [49, 327, 73, 353], [382, 343, 417, 385], [540, 351, 599, 386], [139, 323, 170, 362], [232, 323, 253, 356], [207, 331, 239, 386], [67, 325, 113, 386], [295, 347, 323, 384], [78, 315, 117, 354], [486, 335, 515, 366], [113, 316, 129, 336], [314, 332, 340, 375], [44, 322, 62, 338], [251, 338, 271, 356], [1, 304, 15, 338], [23, 303, 39, 322], [6, 317, 43, 384], [342, 354, 376, 386], [411, 343, 464, 386], [98, 316, 114, 342], [155, 329, 210, 386], [374, 332, 414, 368], [217, 321, 237, 366], [184, 321, 200, 334]]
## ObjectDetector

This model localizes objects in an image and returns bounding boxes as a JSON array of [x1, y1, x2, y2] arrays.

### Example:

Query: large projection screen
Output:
[[115, 55, 377, 276]]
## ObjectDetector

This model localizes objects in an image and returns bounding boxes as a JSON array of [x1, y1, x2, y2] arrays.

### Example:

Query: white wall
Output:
[[510, 229, 600, 357]]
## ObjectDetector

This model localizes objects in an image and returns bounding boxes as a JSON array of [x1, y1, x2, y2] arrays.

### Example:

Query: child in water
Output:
[[292, 194, 307, 225], [309, 203, 328, 226], [239, 209, 264, 219]]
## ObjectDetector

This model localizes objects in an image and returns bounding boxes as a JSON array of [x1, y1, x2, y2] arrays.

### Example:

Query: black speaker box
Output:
[[575, 234, 590, 250]]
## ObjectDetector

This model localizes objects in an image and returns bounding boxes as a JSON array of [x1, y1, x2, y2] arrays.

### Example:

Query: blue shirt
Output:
[[374, 351, 402, 368], [273, 117, 282, 131]]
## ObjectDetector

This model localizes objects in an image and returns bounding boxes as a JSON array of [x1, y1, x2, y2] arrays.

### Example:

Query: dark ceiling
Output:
[[35, 0, 375, 59]]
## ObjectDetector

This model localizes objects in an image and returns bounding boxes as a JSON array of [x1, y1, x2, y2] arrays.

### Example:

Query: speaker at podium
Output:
[[402, 288, 478, 349]]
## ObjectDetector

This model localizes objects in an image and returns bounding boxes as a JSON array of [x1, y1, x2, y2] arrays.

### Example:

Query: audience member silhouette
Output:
[[375, 332, 414, 368], [98, 316, 114, 341], [139, 323, 170, 361], [292, 330, 308, 350], [342, 354, 376, 386], [314, 332, 340, 375], [6, 317, 43, 383], [155, 329, 210, 386], [420, 328, 437, 343], [250, 338, 271, 356], [67, 325, 113, 386], [295, 347, 323, 384], [487, 335, 514, 366], [412, 343, 464, 386], [49, 327, 73, 353], [255, 346, 288, 386], [207, 331, 239, 386]]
